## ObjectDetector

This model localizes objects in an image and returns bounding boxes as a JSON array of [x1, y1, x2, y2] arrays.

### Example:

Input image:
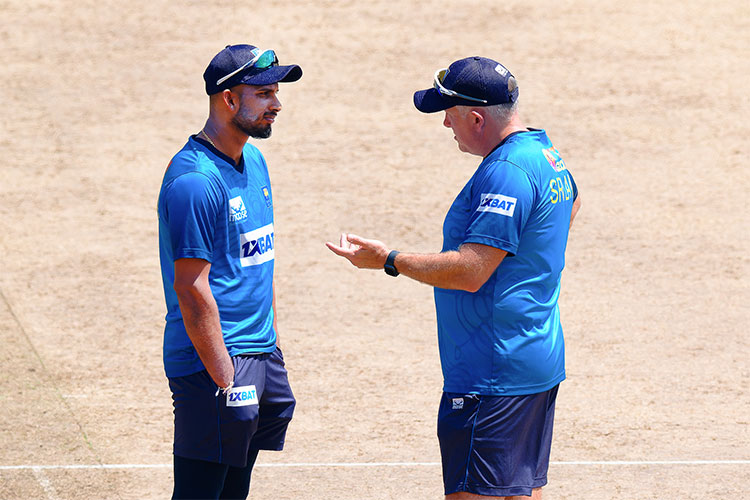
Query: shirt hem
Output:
[[462, 235, 517, 256], [442, 372, 565, 396], [174, 249, 212, 262]]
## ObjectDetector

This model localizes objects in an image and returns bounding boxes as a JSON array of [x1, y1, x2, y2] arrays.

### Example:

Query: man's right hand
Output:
[[325, 233, 390, 269], [173, 258, 234, 389]]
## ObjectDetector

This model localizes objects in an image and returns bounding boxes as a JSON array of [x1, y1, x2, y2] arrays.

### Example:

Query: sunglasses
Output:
[[216, 49, 278, 86], [433, 68, 488, 104]]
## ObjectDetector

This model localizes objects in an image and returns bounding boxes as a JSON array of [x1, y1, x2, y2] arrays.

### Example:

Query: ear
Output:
[[222, 89, 237, 111], [470, 109, 485, 130]]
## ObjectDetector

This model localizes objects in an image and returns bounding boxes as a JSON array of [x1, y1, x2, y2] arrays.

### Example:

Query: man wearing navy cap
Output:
[[327, 56, 581, 499], [157, 44, 302, 499]]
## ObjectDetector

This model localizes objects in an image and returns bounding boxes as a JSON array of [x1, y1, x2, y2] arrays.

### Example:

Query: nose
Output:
[[271, 95, 282, 112], [442, 112, 451, 128]]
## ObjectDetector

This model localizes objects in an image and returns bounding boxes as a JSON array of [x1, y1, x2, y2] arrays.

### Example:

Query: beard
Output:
[[232, 103, 274, 139]]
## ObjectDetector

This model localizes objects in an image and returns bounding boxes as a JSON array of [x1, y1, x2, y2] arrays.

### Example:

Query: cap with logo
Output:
[[413, 56, 518, 113], [203, 44, 303, 95]]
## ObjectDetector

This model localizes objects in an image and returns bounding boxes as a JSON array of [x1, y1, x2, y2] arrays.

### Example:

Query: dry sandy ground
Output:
[[1, 0, 748, 499]]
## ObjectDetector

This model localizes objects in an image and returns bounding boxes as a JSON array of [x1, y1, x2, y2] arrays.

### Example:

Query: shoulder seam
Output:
[[483, 158, 533, 178]]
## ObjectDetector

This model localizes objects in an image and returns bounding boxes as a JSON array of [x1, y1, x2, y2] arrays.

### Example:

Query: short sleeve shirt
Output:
[[158, 137, 277, 378], [435, 129, 578, 395]]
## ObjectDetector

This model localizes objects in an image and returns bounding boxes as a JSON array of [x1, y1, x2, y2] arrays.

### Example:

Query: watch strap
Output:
[[384, 250, 400, 277]]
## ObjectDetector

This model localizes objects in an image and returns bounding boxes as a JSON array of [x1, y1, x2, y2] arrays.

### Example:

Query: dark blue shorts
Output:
[[437, 385, 559, 497], [168, 348, 295, 468]]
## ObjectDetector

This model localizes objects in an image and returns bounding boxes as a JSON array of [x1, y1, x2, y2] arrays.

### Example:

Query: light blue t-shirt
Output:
[[435, 129, 577, 396], [158, 136, 277, 378]]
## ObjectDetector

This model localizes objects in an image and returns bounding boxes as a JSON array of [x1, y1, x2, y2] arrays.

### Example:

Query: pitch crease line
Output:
[[2, 460, 749, 471]]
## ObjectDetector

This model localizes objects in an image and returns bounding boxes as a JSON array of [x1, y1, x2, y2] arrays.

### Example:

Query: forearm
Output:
[[393, 250, 484, 292], [176, 287, 234, 387], [327, 234, 506, 293]]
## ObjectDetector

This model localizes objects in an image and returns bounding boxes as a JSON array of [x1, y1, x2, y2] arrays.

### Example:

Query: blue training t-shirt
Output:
[[435, 129, 577, 396], [158, 136, 277, 378]]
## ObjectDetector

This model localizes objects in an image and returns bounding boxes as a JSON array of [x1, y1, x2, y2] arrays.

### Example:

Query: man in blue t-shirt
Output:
[[157, 44, 302, 499], [327, 57, 580, 499]]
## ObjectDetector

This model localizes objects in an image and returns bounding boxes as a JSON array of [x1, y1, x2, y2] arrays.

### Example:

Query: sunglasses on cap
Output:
[[216, 49, 278, 86], [433, 68, 488, 104]]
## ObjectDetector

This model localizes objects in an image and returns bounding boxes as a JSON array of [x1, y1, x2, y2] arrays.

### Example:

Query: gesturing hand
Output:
[[325, 233, 390, 270]]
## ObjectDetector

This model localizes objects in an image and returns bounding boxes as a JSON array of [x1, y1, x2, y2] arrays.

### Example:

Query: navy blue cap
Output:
[[414, 56, 518, 113], [203, 44, 302, 95]]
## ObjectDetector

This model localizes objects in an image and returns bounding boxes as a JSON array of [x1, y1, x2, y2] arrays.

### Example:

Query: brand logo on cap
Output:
[[494, 64, 509, 77]]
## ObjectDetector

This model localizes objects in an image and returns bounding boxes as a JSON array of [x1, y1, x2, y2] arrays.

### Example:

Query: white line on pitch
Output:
[[31, 467, 60, 500], [1, 460, 749, 471], [552, 460, 750, 465]]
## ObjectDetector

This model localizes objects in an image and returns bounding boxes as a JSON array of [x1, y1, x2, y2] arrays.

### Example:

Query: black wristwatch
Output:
[[384, 250, 400, 277]]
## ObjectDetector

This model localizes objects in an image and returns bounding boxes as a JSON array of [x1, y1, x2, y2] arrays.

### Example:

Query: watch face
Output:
[[384, 263, 399, 277]]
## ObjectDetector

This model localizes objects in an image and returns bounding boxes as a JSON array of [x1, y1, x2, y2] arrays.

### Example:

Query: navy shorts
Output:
[[437, 385, 559, 497], [168, 348, 295, 468]]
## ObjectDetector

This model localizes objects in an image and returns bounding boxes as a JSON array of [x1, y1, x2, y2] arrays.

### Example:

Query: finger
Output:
[[339, 232, 347, 248], [325, 242, 351, 257], [346, 234, 369, 247], [325, 241, 341, 253]]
